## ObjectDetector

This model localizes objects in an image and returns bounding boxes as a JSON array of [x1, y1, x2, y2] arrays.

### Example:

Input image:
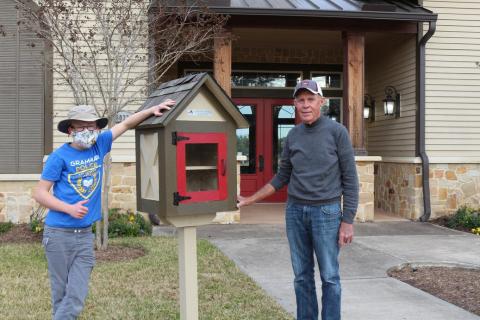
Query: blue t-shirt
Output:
[[41, 130, 113, 228]]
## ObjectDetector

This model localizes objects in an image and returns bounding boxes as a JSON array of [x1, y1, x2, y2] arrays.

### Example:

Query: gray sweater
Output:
[[270, 116, 359, 223]]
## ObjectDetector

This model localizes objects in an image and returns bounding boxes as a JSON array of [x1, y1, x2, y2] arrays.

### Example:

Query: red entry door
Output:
[[235, 98, 297, 202]]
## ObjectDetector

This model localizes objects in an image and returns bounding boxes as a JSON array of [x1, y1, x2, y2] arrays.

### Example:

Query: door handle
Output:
[[259, 155, 264, 172]]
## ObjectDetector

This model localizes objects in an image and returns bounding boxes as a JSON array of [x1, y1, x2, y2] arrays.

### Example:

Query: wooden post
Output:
[[178, 226, 198, 320], [213, 31, 232, 97], [343, 32, 366, 155]]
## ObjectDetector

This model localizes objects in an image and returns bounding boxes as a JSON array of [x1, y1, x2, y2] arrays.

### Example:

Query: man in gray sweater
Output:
[[237, 79, 359, 320]]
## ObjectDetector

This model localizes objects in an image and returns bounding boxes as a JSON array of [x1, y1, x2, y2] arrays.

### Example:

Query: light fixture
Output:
[[383, 86, 400, 118], [364, 94, 375, 122]]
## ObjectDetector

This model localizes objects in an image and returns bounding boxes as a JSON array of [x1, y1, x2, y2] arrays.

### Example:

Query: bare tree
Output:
[[15, 0, 228, 250]]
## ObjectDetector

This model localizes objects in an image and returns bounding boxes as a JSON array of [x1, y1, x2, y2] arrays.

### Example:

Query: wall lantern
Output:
[[383, 85, 400, 118], [364, 94, 375, 122]]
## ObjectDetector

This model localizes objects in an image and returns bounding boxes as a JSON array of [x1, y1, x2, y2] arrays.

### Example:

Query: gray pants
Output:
[[43, 226, 95, 320]]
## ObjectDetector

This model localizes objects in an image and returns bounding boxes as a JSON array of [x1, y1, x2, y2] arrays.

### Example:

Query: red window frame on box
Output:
[[176, 132, 227, 204]]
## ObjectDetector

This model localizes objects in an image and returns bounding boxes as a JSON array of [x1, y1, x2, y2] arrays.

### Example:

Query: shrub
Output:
[[447, 206, 480, 230], [29, 206, 47, 233], [0, 222, 13, 235], [94, 209, 152, 238]]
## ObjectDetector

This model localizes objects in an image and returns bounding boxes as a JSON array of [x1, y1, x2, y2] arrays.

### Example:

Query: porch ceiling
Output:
[[207, 0, 437, 22], [233, 28, 342, 48]]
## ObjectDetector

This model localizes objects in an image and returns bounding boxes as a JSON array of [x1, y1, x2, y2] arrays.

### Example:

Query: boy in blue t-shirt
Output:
[[33, 100, 174, 320]]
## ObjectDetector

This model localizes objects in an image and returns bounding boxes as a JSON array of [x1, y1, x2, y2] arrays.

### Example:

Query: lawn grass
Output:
[[0, 236, 293, 320]]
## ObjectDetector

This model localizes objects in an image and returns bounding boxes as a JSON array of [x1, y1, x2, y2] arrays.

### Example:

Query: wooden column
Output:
[[343, 32, 366, 155], [213, 31, 232, 97]]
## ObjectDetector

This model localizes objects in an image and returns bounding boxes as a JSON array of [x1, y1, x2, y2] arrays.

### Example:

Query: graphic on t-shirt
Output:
[[68, 163, 101, 199]]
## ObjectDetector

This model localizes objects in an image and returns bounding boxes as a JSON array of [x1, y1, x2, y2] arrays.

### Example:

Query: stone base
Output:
[[429, 163, 480, 219], [374, 162, 423, 220], [355, 158, 377, 222], [213, 210, 240, 224], [7, 160, 477, 224], [0, 180, 39, 223]]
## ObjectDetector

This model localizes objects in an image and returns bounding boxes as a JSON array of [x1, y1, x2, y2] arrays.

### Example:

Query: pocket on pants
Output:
[[41, 236, 49, 249], [321, 202, 341, 215]]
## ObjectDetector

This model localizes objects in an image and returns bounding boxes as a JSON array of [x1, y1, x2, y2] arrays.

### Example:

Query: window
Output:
[[175, 132, 227, 204], [311, 72, 342, 90], [321, 98, 343, 123], [184, 69, 302, 89], [232, 71, 301, 88]]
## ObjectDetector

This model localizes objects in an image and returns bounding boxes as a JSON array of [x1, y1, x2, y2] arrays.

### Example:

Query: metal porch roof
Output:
[[205, 0, 437, 22]]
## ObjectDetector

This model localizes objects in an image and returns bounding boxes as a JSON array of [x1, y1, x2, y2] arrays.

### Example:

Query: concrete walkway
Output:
[[155, 220, 480, 320]]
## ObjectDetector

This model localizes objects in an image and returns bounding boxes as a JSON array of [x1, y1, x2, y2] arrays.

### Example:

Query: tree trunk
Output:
[[99, 153, 112, 250], [95, 220, 102, 249]]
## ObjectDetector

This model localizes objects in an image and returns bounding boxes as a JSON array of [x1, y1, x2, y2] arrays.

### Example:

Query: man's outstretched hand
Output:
[[236, 195, 251, 208]]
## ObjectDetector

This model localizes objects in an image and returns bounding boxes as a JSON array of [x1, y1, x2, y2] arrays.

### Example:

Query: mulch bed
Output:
[[0, 224, 146, 262], [0, 224, 42, 244], [430, 216, 473, 233], [389, 266, 480, 316]]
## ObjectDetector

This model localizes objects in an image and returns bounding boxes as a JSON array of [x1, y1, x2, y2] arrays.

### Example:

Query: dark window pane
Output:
[[311, 73, 342, 89], [321, 98, 342, 123], [273, 105, 295, 173], [232, 72, 300, 88], [184, 70, 302, 89]]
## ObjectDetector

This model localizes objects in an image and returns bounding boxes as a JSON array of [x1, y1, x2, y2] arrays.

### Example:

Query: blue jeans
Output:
[[286, 201, 342, 320]]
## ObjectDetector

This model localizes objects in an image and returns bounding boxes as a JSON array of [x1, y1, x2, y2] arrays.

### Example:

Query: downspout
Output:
[[418, 20, 436, 222]]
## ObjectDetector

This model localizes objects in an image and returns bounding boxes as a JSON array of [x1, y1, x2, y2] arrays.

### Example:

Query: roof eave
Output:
[[209, 8, 438, 22]]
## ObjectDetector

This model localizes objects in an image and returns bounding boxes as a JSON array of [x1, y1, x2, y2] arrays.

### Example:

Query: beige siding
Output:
[[424, 0, 480, 159], [365, 34, 417, 157], [51, 7, 149, 161], [53, 76, 147, 160]]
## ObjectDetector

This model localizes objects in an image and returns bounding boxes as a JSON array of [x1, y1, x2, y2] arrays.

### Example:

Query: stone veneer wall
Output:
[[429, 163, 480, 218], [1, 160, 375, 224], [10, 161, 478, 223], [355, 160, 375, 222], [374, 162, 424, 220], [0, 180, 38, 223], [109, 162, 137, 211]]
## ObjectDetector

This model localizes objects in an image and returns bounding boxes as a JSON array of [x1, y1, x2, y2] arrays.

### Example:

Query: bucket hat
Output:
[[58, 105, 108, 134]]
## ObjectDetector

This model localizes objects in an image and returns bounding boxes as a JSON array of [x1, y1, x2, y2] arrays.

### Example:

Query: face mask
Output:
[[72, 130, 99, 149]]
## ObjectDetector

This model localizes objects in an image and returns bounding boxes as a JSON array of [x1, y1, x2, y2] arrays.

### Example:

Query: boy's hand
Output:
[[68, 199, 89, 219], [152, 99, 175, 116]]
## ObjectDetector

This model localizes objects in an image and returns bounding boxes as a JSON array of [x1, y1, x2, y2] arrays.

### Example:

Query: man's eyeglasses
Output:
[[71, 125, 98, 132]]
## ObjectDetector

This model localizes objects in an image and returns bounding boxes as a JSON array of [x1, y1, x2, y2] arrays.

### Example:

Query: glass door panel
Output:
[[272, 105, 295, 174], [236, 105, 256, 174], [321, 98, 342, 123]]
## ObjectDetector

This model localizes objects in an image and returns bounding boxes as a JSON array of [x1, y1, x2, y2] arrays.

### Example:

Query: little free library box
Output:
[[135, 73, 248, 227]]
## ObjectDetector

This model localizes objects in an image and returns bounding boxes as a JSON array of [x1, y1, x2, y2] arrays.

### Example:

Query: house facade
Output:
[[1, 0, 479, 224]]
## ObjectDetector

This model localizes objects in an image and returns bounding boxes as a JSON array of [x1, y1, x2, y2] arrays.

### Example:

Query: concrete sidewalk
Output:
[[190, 221, 480, 320]]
